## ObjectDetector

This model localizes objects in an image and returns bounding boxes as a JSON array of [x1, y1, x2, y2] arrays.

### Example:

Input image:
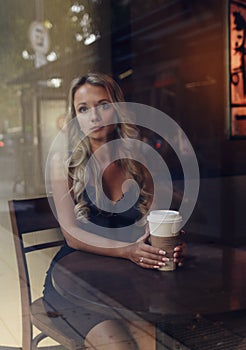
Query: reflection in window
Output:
[[230, 0, 246, 137]]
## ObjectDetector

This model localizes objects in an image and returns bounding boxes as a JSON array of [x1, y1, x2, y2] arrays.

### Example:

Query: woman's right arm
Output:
[[50, 153, 132, 256]]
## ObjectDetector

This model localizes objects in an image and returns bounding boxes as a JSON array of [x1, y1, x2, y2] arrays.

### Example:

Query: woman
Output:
[[44, 72, 183, 350]]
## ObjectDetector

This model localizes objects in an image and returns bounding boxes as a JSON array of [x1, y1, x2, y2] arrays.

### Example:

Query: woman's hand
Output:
[[124, 232, 169, 269], [173, 242, 185, 267], [123, 231, 186, 269], [173, 230, 186, 267]]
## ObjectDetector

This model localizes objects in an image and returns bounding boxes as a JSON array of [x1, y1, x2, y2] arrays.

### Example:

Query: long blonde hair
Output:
[[66, 72, 151, 223]]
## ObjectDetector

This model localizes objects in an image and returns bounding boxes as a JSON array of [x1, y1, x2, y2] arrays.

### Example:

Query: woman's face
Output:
[[73, 83, 117, 143]]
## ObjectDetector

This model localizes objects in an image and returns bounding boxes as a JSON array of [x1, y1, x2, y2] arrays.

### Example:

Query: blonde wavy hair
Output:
[[66, 72, 152, 223]]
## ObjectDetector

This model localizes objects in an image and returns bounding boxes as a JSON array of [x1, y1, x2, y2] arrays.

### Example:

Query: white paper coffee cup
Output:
[[147, 210, 182, 271]]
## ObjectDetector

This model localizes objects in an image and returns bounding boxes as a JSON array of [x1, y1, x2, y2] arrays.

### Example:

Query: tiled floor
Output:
[[0, 199, 21, 347]]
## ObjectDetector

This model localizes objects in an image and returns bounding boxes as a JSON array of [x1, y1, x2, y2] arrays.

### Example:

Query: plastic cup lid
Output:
[[147, 210, 182, 223]]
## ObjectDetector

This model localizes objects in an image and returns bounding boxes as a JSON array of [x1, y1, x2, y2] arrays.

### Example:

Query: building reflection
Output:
[[3, 0, 246, 246]]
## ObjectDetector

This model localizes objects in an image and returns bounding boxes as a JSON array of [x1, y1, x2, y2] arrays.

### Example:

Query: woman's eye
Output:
[[79, 106, 88, 114], [99, 103, 111, 110]]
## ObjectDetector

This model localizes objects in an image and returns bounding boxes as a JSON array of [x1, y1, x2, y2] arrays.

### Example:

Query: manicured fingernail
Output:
[[162, 257, 169, 262], [158, 262, 166, 266], [153, 265, 160, 269], [159, 250, 166, 255]]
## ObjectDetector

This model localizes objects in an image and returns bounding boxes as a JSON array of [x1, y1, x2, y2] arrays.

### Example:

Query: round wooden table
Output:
[[51, 243, 246, 323]]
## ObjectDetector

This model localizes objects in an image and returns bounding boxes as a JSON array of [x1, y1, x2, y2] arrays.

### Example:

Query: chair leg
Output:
[[22, 316, 32, 350], [32, 333, 48, 350]]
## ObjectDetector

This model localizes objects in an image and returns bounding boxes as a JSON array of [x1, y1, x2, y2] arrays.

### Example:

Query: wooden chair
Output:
[[8, 197, 85, 350]]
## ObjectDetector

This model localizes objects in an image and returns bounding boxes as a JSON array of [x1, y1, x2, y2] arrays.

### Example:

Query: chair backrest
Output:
[[8, 196, 64, 309]]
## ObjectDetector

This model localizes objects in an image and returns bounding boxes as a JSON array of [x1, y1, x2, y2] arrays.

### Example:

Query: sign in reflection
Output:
[[230, 0, 246, 137]]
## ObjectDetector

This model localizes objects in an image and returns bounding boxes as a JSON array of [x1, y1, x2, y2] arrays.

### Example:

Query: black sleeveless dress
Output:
[[43, 187, 144, 340]]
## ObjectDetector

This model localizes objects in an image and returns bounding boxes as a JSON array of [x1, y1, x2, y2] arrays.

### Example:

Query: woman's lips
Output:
[[90, 126, 104, 132]]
